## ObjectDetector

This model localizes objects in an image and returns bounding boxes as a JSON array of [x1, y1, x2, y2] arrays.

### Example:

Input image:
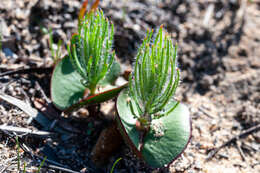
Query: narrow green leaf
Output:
[[78, 0, 89, 27], [110, 158, 122, 173], [37, 156, 47, 173]]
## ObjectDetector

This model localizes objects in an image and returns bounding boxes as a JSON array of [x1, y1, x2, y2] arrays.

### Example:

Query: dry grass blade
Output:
[[0, 92, 65, 134], [0, 92, 39, 122], [0, 125, 53, 137]]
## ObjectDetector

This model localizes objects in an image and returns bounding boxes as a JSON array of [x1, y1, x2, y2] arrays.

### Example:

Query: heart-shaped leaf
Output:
[[116, 89, 191, 168], [51, 56, 121, 110]]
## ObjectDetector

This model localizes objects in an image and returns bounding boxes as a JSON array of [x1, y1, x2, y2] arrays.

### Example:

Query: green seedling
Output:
[[41, 27, 63, 63], [23, 162, 26, 173], [16, 136, 47, 172], [37, 156, 47, 173], [116, 27, 191, 168], [110, 157, 122, 173], [16, 136, 21, 171], [48, 28, 62, 63], [51, 3, 123, 111], [68, 9, 115, 95]]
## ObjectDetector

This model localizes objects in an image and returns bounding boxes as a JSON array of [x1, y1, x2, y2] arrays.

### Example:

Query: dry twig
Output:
[[236, 140, 246, 161], [35, 81, 51, 103], [0, 67, 52, 77], [206, 123, 260, 161]]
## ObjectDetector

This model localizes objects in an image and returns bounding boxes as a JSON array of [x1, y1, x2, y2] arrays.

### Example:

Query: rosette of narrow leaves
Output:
[[51, 9, 123, 111], [68, 9, 115, 94], [116, 27, 191, 168], [128, 27, 180, 124]]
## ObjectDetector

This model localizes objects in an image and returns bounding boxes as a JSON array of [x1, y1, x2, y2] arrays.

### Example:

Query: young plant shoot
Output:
[[116, 26, 191, 168], [68, 9, 115, 95], [51, 8, 122, 111], [129, 26, 180, 129]]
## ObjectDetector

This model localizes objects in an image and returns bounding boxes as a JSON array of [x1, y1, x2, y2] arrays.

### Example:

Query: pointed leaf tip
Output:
[[89, 0, 100, 14], [78, 0, 89, 24]]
